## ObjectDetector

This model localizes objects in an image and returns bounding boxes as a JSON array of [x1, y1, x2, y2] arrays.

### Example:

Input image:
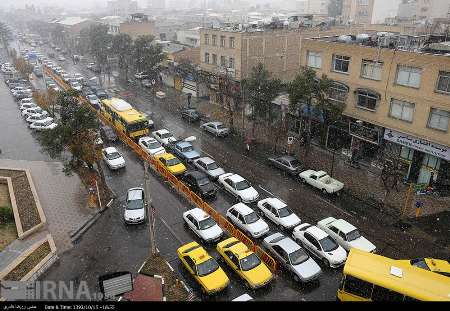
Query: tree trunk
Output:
[[304, 102, 313, 160], [96, 160, 106, 184]]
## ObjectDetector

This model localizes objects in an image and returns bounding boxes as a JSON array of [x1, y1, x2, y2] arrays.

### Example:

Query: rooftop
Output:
[[54, 17, 89, 26]]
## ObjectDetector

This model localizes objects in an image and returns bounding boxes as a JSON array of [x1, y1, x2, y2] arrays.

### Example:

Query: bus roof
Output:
[[344, 248, 450, 301], [103, 98, 146, 123]]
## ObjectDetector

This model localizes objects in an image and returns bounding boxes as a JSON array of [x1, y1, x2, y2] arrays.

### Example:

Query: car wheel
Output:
[[322, 189, 328, 195], [323, 258, 330, 268], [293, 274, 300, 283], [300, 178, 306, 184]]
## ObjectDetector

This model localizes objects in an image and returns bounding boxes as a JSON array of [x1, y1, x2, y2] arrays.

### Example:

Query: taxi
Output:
[[156, 153, 187, 176], [216, 237, 273, 289], [177, 241, 230, 295], [398, 258, 450, 278]]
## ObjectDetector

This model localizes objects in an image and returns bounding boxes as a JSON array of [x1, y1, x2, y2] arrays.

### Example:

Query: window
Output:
[[204, 34, 209, 45], [436, 71, 450, 94], [396, 66, 422, 88], [212, 54, 217, 65], [229, 57, 235, 69], [389, 99, 414, 122], [361, 60, 383, 80], [212, 35, 217, 46], [204, 52, 210, 64], [400, 146, 414, 161], [343, 275, 373, 299], [428, 108, 450, 131], [307, 51, 322, 69], [332, 55, 350, 73], [329, 81, 349, 104], [229, 37, 235, 49], [356, 89, 380, 111], [220, 36, 226, 47], [220, 56, 226, 67]]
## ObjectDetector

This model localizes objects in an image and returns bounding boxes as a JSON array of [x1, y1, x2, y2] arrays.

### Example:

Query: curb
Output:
[[69, 210, 103, 242]]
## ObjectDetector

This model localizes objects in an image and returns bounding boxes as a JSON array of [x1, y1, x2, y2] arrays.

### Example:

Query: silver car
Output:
[[263, 232, 322, 283], [193, 157, 225, 180], [200, 121, 230, 137]]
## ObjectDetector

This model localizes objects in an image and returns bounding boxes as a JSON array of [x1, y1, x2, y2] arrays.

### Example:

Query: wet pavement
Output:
[[7, 42, 448, 300]]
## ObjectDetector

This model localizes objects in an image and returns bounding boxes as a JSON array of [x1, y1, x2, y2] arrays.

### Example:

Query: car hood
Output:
[[237, 187, 259, 201], [199, 268, 229, 292], [242, 263, 272, 287], [199, 225, 223, 240], [149, 147, 165, 155], [279, 214, 302, 228], [124, 208, 145, 220], [168, 163, 186, 175], [292, 257, 322, 280], [325, 246, 347, 264], [108, 157, 125, 166], [208, 168, 225, 178], [349, 237, 376, 253], [183, 150, 201, 159], [199, 183, 215, 194], [247, 219, 269, 234]]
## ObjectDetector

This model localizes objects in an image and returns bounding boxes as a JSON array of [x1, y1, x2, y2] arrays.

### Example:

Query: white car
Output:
[[316, 217, 377, 253], [193, 157, 225, 180], [155, 91, 166, 99], [26, 114, 53, 124], [70, 81, 82, 91], [299, 170, 344, 194], [152, 129, 176, 146], [226, 203, 269, 238], [29, 119, 57, 131], [124, 187, 146, 225], [86, 94, 100, 107], [218, 173, 259, 203], [257, 197, 301, 230], [292, 223, 347, 268], [138, 136, 165, 156], [102, 147, 126, 170], [183, 208, 223, 243], [20, 103, 38, 111], [22, 107, 45, 117], [20, 98, 34, 105], [134, 72, 148, 79]]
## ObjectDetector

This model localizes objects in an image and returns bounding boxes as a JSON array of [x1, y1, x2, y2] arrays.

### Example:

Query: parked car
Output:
[[102, 147, 126, 170], [134, 72, 148, 80], [193, 157, 225, 181], [26, 114, 53, 124], [100, 124, 118, 142], [167, 141, 201, 163], [226, 203, 269, 238], [87, 62, 96, 70], [96, 89, 108, 100], [257, 197, 301, 230], [82, 86, 94, 97], [155, 153, 186, 176], [200, 121, 230, 137], [124, 187, 146, 225], [138, 136, 165, 157], [268, 155, 302, 176], [181, 108, 200, 122], [218, 173, 259, 203], [57, 56, 66, 62], [69, 81, 82, 91], [182, 208, 223, 243], [298, 170, 344, 195], [216, 237, 273, 289], [141, 79, 152, 88], [19, 98, 34, 105], [316, 217, 376, 253], [262, 232, 322, 283], [182, 171, 217, 200], [19, 103, 37, 111], [177, 241, 229, 295], [29, 119, 57, 131], [155, 91, 166, 99], [292, 223, 347, 268], [22, 107, 45, 118], [152, 129, 176, 146]]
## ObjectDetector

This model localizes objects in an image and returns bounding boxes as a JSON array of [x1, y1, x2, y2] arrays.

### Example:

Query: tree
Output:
[[88, 24, 113, 85], [14, 57, 33, 78], [38, 90, 105, 182], [112, 33, 133, 81], [132, 35, 165, 77], [242, 63, 283, 139], [0, 22, 13, 51]]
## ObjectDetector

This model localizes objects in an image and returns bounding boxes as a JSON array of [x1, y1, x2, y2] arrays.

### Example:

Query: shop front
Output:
[[384, 129, 450, 194]]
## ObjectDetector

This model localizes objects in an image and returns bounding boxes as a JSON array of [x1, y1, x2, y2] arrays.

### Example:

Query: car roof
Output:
[[156, 129, 170, 135], [222, 238, 253, 259], [187, 171, 207, 179], [197, 157, 215, 164], [330, 219, 357, 234], [140, 136, 156, 142], [306, 225, 328, 240], [127, 188, 143, 200], [177, 141, 192, 148], [209, 121, 223, 126], [264, 198, 286, 209], [104, 147, 118, 153], [187, 208, 210, 221], [265, 233, 300, 252], [278, 155, 297, 162], [227, 174, 245, 183], [231, 203, 254, 215], [159, 153, 175, 160]]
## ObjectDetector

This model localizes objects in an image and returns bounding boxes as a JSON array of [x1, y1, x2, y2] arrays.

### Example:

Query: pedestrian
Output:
[[245, 137, 251, 156]]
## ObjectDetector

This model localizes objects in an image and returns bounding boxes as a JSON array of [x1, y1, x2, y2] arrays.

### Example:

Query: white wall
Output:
[[372, 0, 401, 23]]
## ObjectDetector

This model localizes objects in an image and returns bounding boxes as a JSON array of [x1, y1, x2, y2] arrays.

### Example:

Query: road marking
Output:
[[258, 185, 275, 197], [200, 149, 215, 159], [159, 217, 185, 244]]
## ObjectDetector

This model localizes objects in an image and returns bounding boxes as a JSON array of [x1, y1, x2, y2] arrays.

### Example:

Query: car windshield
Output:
[[217, 124, 226, 129], [319, 236, 339, 252], [290, 160, 301, 167], [289, 248, 310, 265], [278, 207, 293, 218], [240, 253, 261, 271], [198, 177, 210, 187], [411, 259, 430, 270], [161, 132, 172, 139], [127, 199, 144, 210], [197, 258, 219, 277], [41, 120, 53, 126], [235, 180, 251, 191], [106, 152, 121, 160], [148, 141, 161, 149], [206, 162, 219, 170], [244, 212, 259, 224], [181, 146, 194, 152], [346, 229, 361, 242], [198, 217, 216, 230], [88, 95, 97, 100], [166, 157, 181, 166]]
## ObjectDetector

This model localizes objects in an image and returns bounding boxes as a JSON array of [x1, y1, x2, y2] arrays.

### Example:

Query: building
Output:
[[107, 0, 138, 17], [147, 0, 166, 9], [342, 0, 375, 24], [398, 0, 450, 22], [176, 27, 201, 47], [301, 0, 331, 15], [119, 13, 156, 40], [99, 16, 124, 35], [52, 17, 95, 36], [299, 33, 450, 189]]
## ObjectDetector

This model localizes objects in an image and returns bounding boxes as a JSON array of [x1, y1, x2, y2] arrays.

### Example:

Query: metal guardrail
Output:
[[44, 67, 277, 272]]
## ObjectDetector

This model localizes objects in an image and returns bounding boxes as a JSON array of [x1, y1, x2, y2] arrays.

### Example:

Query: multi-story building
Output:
[[398, 0, 450, 21], [99, 16, 124, 35], [107, 0, 139, 17], [119, 13, 156, 40], [342, 0, 375, 24], [176, 27, 201, 47], [299, 34, 450, 189]]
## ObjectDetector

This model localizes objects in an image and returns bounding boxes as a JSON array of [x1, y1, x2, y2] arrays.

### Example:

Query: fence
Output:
[[43, 67, 277, 272]]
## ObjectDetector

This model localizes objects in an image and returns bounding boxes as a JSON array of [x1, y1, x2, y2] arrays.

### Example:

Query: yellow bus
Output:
[[338, 248, 450, 301], [100, 98, 149, 139]]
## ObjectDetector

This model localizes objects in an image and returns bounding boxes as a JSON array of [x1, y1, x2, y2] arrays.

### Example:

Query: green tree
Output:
[[112, 33, 133, 81], [132, 35, 165, 76], [38, 90, 105, 182], [242, 63, 283, 138]]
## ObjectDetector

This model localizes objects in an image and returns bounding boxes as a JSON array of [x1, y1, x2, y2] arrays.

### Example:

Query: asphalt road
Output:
[[8, 42, 448, 301]]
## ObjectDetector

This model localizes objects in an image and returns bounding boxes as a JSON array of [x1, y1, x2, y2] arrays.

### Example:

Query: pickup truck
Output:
[[298, 170, 344, 194]]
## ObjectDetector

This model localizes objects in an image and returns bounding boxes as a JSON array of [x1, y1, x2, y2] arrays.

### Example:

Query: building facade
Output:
[[342, 0, 375, 24], [119, 13, 156, 40], [398, 0, 450, 21], [176, 27, 201, 47], [300, 35, 450, 189]]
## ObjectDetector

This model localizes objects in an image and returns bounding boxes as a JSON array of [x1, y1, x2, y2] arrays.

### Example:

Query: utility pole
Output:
[[144, 161, 157, 256]]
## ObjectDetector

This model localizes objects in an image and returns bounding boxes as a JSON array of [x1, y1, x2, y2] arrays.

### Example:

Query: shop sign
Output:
[[349, 122, 380, 145], [384, 129, 450, 161]]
